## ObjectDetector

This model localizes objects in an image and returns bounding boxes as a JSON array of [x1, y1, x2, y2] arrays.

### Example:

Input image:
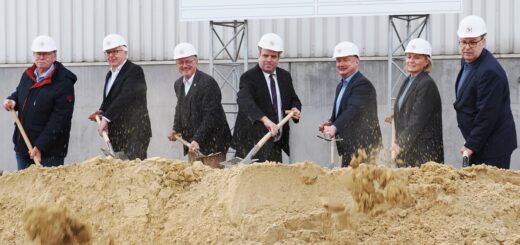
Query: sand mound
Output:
[[0, 156, 519, 244]]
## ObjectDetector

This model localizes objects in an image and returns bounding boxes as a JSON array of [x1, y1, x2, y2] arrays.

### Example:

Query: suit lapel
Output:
[[337, 72, 360, 113], [275, 67, 285, 109], [103, 71, 111, 99], [183, 70, 200, 113], [456, 67, 476, 102], [399, 72, 425, 109], [256, 65, 274, 112], [105, 60, 131, 99]]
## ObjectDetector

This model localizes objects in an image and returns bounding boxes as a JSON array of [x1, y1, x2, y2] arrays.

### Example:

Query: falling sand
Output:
[[0, 155, 519, 244]]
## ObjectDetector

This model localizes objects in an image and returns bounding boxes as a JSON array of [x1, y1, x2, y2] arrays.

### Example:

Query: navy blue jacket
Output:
[[454, 48, 517, 161], [7, 61, 76, 158], [330, 72, 382, 167]]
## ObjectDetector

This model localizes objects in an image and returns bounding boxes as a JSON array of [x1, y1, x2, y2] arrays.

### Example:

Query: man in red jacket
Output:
[[3, 35, 76, 170]]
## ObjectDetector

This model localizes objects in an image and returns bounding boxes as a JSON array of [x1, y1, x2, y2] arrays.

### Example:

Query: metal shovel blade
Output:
[[221, 156, 259, 168], [462, 151, 470, 168], [100, 148, 129, 160], [194, 151, 220, 160], [462, 156, 469, 168]]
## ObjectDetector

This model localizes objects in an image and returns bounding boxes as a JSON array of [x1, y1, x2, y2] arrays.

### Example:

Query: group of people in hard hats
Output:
[[3, 15, 516, 170]]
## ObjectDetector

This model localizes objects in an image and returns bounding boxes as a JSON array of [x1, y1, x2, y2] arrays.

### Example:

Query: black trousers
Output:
[[470, 153, 512, 169], [112, 134, 150, 160]]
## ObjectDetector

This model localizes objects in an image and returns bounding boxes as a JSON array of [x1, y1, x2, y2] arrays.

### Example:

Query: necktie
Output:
[[397, 76, 415, 110], [335, 79, 349, 118], [269, 74, 279, 123], [457, 64, 471, 97]]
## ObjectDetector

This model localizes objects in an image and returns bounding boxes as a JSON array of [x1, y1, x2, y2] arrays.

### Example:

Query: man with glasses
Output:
[[167, 42, 231, 168], [3, 35, 76, 170], [88, 34, 152, 160], [454, 15, 517, 169]]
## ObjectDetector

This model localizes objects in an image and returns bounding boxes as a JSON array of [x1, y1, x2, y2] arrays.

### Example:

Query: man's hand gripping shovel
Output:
[[172, 134, 220, 162], [222, 110, 295, 167]]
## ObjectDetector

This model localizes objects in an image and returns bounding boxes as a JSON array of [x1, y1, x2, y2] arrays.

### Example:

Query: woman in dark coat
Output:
[[385, 38, 444, 167]]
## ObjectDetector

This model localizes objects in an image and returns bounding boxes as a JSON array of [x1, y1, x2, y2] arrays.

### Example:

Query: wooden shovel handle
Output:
[[174, 134, 191, 148], [174, 134, 204, 157], [391, 120, 397, 160], [10, 110, 41, 166], [256, 110, 295, 147], [95, 115, 111, 144]]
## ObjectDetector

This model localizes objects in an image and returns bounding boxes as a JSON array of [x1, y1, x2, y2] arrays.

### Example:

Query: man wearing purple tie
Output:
[[231, 33, 302, 163]]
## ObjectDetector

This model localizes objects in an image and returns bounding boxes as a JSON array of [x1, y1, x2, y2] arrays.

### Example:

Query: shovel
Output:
[[462, 150, 470, 168], [10, 110, 41, 166], [173, 134, 220, 161], [317, 134, 343, 168], [224, 110, 295, 166], [95, 115, 128, 160]]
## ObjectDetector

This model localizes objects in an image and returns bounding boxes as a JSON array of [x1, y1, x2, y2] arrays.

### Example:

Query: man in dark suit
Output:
[[88, 34, 152, 160], [231, 33, 302, 163], [319, 41, 382, 167], [167, 42, 231, 168], [454, 15, 517, 169]]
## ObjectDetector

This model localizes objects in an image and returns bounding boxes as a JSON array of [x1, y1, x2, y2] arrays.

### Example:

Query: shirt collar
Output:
[[263, 70, 277, 80], [111, 59, 127, 73], [184, 72, 195, 83], [34, 63, 55, 82], [342, 71, 358, 84]]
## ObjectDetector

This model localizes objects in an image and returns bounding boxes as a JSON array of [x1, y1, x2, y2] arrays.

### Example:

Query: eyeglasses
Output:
[[176, 58, 196, 66], [458, 38, 484, 48], [105, 49, 125, 55], [33, 52, 55, 57]]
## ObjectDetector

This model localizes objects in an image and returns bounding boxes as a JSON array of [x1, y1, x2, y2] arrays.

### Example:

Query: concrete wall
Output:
[[1, 58, 519, 171]]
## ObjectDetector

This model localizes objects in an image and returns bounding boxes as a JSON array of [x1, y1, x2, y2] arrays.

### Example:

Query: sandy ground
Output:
[[0, 156, 519, 244]]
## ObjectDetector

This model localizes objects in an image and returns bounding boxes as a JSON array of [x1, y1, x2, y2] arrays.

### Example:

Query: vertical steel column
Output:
[[387, 15, 430, 147]]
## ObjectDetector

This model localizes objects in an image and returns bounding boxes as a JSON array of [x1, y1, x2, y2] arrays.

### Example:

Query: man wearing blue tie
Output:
[[454, 15, 517, 169], [319, 41, 382, 167]]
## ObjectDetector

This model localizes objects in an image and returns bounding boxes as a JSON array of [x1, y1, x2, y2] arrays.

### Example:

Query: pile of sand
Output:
[[0, 156, 519, 244]]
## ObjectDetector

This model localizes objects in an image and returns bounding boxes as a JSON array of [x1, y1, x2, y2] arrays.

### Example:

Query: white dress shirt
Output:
[[184, 73, 195, 95], [105, 59, 127, 97], [263, 71, 283, 140]]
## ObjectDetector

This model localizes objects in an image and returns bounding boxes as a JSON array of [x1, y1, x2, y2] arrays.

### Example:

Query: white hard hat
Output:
[[257, 33, 284, 52], [457, 15, 487, 38], [103, 34, 127, 51], [405, 38, 432, 56], [32, 35, 57, 52], [332, 41, 359, 58], [173, 42, 198, 59]]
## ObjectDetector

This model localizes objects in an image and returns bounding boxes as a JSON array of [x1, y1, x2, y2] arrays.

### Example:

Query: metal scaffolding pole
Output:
[[387, 14, 429, 145], [209, 20, 248, 155]]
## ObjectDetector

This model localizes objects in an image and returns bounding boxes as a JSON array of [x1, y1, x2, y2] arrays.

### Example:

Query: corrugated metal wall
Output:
[[0, 0, 519, 64]]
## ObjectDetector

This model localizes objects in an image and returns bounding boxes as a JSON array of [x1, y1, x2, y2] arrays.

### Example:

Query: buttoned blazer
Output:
[[394, 72, 444, 166], [173, 69, 231, 155], [453, 48, 517, 159], [232, 65, 302, 158]]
